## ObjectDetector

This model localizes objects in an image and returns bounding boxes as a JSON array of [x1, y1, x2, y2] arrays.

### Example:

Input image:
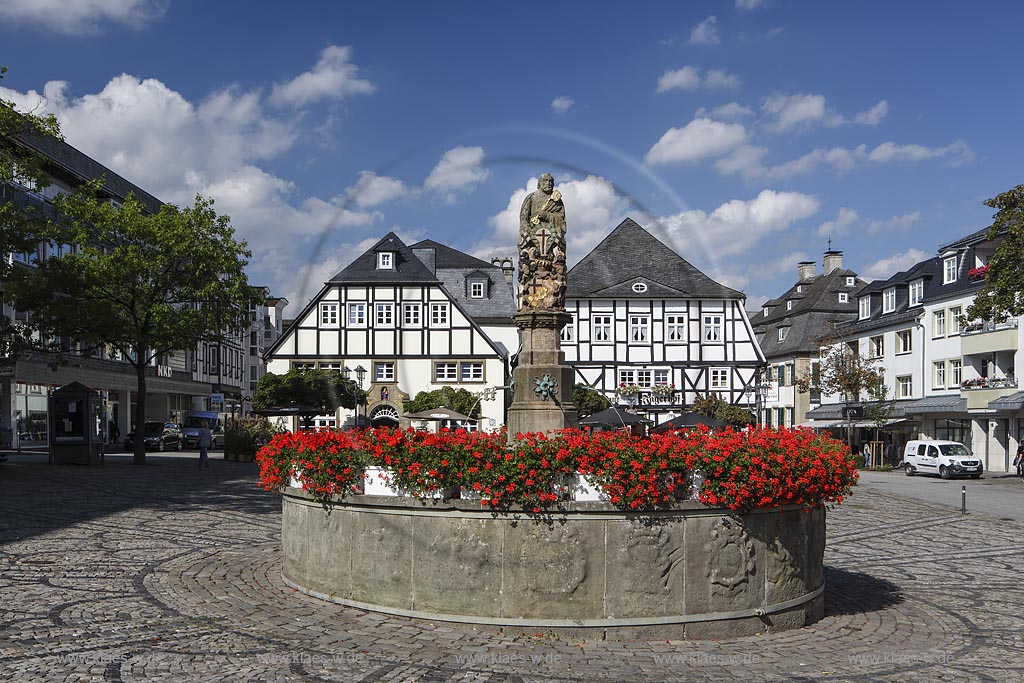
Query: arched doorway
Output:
[[370, 405, 400, 429]]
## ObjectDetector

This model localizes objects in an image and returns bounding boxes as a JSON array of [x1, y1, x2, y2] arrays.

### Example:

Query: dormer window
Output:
[[859, 296, 870, 319], [762, 307, 769, 317], [469, 280, 486, 299], [846, 276, 855, 287], [838, 293, 849, 303], [909, 279, 923, 307], [377, 252, 394, 270], [943, 256, 957, 284], [796, 285, 803, 293], [883, 287, 896, 313], [778, 327, 787, 342], [786, 301, 794, 310]]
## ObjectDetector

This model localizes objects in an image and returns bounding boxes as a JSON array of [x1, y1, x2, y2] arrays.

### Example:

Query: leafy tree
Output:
[[796, 340, 883, 454], [404, 386, 481, 418], [252, 368, 364, 413], [8, 185, 264, 464], [689, 393, 755, 427], [863, 379, 897, 466], [965, 184, 1024, 323], [572, 383, 610, 418]]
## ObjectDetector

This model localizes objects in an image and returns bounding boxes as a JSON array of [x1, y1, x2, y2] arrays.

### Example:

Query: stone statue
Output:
[[518, 173, 567, 310]]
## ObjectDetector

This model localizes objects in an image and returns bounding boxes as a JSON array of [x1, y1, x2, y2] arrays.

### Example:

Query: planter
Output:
[[572, 474, 609, 501], [363, 466, 401, 496]]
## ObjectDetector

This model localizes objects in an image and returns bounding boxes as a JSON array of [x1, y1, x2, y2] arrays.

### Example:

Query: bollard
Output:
[[961, 485, 966, 514]]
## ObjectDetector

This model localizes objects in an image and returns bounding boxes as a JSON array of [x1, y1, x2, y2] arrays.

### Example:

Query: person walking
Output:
[[198, 420, 212, 468], [1014, 441, 1024, 480]]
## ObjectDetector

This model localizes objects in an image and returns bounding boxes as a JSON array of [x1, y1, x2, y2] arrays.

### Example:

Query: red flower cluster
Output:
[[256, 426, 858, 513]]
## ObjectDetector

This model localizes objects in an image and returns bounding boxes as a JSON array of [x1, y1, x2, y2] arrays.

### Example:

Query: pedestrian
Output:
[[1014, 441, 1024, 480], [197, 420, 212, 468], [863, 442, 871, 468]]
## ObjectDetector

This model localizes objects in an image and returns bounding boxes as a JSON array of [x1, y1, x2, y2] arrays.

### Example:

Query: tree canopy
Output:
[[965, 184, 1024, 323], [404, 386, 481, 418], [689, 393, 755, 427], [797, 340, 883, 451], [8, 185, 264, 463], [252, 368, 364, 413], [572, 384, 610, 418]]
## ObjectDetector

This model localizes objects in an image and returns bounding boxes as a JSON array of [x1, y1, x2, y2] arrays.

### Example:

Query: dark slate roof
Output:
[[938, 226, 991, 253], [328, 232, 440, 284], [566, 218, 742, 299], [903, 395, 968, 414], [432, 266, 515, 324], [410, 239, 495, 270]]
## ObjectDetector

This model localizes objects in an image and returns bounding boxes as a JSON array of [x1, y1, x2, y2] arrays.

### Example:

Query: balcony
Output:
[[960, 319, 1018, 356], [961, 377, 1019, 410]]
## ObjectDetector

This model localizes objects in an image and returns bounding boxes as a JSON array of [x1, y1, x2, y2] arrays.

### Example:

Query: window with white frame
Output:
[[378, 252, 395, 270], [897, 329, 913, 354], [430, 303, 449, 326], [636, 370, 652, 387], [654, 369, 669, 385], [934, 361, 947, 389], [320, 362, 343, 372], [883, 287, 896, 313], [859, 297, 871, 319], [703, 314, 723, 342], [762, 307, 769, 317], [292, 362, 316, 371], [838, 292, 848, 303], [374, 362, 395, 382], [933, 310, 946, 337], [629, 315, 650, 343], [460, 362, 484, 382], [560, 319, 575, 342], [796, 285, 803, 293], [710, 368, 728, 389], [348, 303, 366, 326], [846, 276, 856, 286], [631, 282, 648, 293], [949, 307, 962, 335], [593, 315, 612, 343], [943, 256, 957, 284], [403, 303, 421, 327], [897, 375, 913, 398], [870, 335, 884, 358], [434, 362, 458, 381], [319, 302, 338, 326], [778, 327, 787, 342], [909, 279, 924, 306], [950, 358, 962, 385], [786, 301, 794, 310], [375, 303, 394, 326], [666, 315, 686, 342], [619, 369, 635, 385], [469, 280, 485, 299]]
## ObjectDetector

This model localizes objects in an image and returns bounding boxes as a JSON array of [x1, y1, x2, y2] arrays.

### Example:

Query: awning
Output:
[[902, 395, 967, 414], [988, 390, 1024, 411]]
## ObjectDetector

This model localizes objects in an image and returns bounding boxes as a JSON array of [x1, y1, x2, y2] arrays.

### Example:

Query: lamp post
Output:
[[341, 365, 367, 428]]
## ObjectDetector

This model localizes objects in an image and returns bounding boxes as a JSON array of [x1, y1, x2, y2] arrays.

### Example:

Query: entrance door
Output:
[[370, 406, 400, 429]]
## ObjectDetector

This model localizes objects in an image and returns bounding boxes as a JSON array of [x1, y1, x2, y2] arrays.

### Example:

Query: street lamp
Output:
[[341, 365, 367, 428]]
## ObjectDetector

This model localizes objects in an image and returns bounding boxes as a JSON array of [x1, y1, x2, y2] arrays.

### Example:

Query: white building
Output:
[[264, 233, 517, 430], [561, 218, 765, 425]]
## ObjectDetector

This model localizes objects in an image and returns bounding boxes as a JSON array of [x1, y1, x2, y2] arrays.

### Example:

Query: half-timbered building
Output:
[[562, 218, 764, 424], [265, 233, 517, 430]]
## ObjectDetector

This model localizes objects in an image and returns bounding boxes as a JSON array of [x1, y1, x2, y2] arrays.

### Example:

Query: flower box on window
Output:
[[650, 383, 676, 398]]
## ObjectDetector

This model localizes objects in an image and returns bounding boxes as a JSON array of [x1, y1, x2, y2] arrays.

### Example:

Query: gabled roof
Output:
[[566, 218, 742, 299], [328, 232, 439, 284], [410, 239, 495, 270]]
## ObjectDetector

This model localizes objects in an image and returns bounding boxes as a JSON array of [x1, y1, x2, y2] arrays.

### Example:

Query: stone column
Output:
[[506, 310, 578, 441]]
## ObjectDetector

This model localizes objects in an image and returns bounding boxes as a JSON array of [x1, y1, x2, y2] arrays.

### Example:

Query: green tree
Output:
[[572, 384, 610, 418], [252, 368, 364, 413], [965, 184, 1024, 323], [404, 386, 481, 418], [863, 378, 897, 465], [8, 185, 263, 464], [797, 340, 883, 454], [689, 393, 755, 427]]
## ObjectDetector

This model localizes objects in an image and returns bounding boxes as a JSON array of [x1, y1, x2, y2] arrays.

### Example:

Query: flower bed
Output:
[[258, 426, 858, 513]]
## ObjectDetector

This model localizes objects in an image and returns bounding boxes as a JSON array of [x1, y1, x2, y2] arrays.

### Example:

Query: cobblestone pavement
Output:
[[1, 455, 1022, 682]]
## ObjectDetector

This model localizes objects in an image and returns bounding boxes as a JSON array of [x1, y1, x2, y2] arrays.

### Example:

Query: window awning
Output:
[[902, 395, 967, 414], [987, 391, 1024, 411]]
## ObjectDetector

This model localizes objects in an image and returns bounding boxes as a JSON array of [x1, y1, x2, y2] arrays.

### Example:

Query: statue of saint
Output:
[[518, 173, 567, 310]]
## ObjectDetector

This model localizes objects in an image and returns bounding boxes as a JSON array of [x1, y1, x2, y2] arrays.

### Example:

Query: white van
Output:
[[903, 440, 983, 479]]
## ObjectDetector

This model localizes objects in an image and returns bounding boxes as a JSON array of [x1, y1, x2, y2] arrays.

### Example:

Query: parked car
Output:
[[124, 421, 184, 452], [903, 439, 983, 479]]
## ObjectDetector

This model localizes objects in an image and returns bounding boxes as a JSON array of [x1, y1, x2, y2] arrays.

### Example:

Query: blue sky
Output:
[[2, 0, 1022, 314]]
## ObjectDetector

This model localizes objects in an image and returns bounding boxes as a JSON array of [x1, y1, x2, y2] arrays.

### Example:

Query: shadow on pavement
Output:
[[824, 565, 903, 616]]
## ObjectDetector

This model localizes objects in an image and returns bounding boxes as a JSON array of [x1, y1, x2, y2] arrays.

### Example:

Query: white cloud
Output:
[[269, 45, 375, 107], [712, 145, 769, 179], [423, 146, 490, 201], [689, 16, 720, 45], [478, 175, 630, 266], [868, 140, 974, 165], [645, 118, 747, 165], [866, 211, 921, 236], [696, 102, 755, 120], [551, 96, 575, 113], [0, 0, 165, 34], [658, 189, 820, 257], [853, 100, 889, 125], [346, 171, 410, 208], [815, 207, 859, 238], [736, 0, 765, 8], [763, 93, 841, 132], [657, 67, 740, 93], [861, 248, 930, 281], [712, 250, 811, 296]]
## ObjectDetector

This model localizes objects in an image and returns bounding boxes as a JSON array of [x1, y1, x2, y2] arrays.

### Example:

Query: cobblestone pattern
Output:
[[1, 457, 1022, 682]]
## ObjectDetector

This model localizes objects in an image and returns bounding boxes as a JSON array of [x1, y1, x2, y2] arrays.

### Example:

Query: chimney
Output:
[[797, 261, 816, 281], [412, 247, 435, 274], [492, 257, 515, 285], [823, 250, 843, 274]]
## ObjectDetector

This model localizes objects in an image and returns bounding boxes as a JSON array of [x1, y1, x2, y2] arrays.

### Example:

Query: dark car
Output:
[[124, 421, 184, 452]]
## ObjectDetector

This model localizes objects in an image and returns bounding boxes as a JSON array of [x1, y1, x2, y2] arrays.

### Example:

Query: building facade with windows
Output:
[[748, 251, 868, 429], [264, 233, 517, 430], [807, 227, 1024, 472], [560, 218, 764, 425]]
